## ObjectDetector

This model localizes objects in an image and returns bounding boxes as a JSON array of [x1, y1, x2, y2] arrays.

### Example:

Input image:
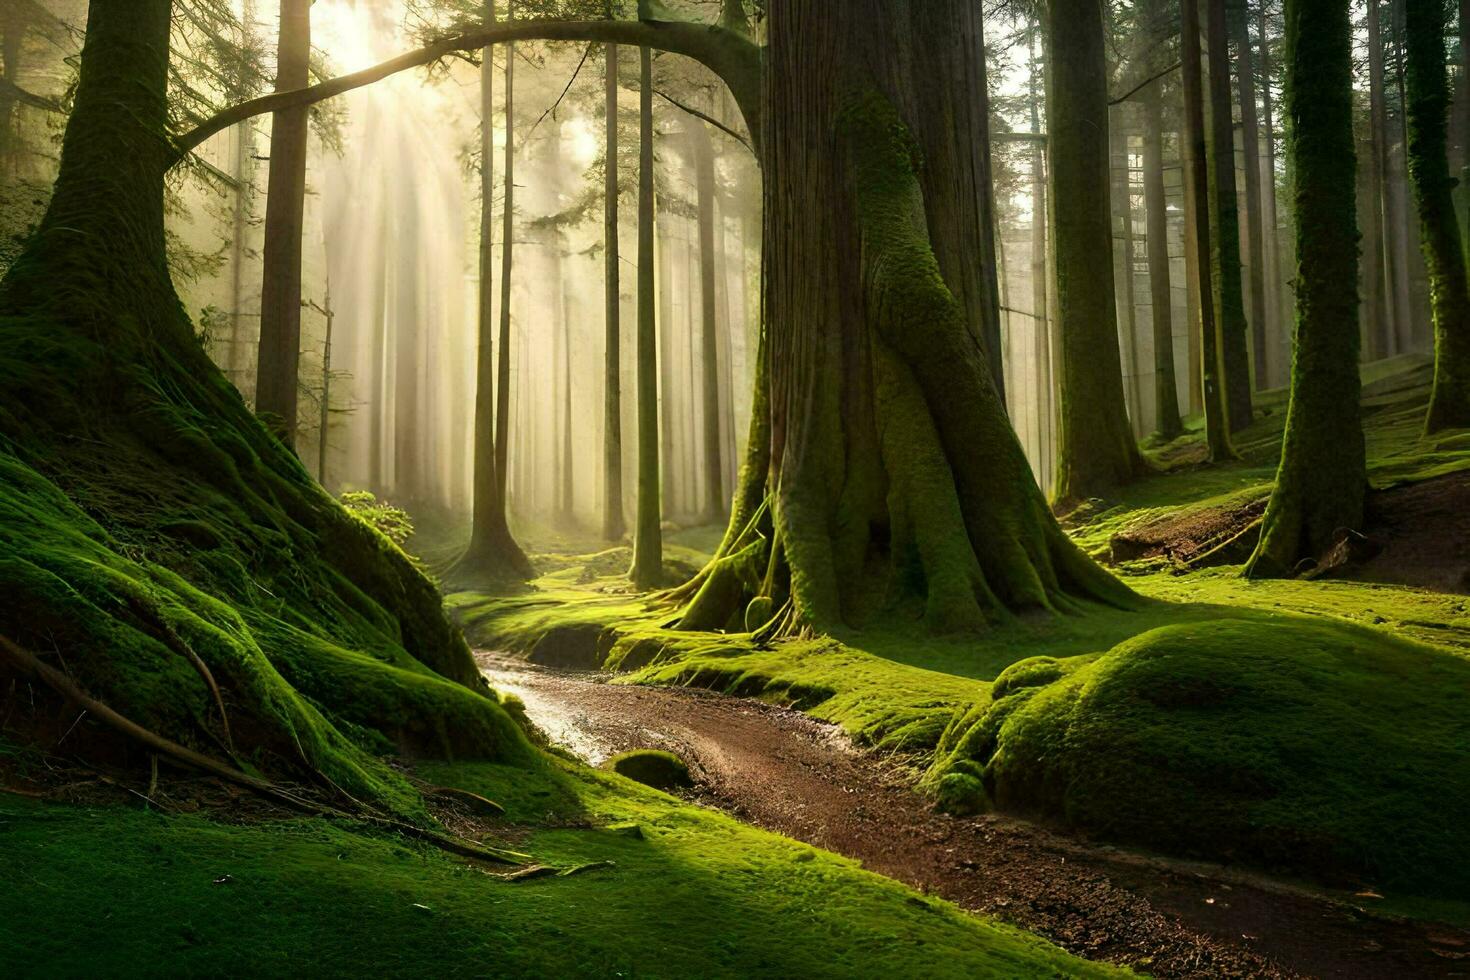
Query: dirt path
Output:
[[480, 652, 1470, 979]]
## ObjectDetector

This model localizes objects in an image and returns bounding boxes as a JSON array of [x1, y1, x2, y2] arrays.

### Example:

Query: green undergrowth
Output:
[[0, 309, 532, 820], [0, 758, 1123, 979]]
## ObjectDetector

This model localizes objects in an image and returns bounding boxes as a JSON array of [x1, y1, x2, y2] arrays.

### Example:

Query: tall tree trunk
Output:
[[1144, 81, 1183, 439], [495, 17, 516, 510], [461, 1, 531, 578], [674, 0, 1135, 636], [1246, 0, 1363, 577], [1368, 0, 1404, 358], [630, 45, 663, 588], [254, 0, 311, 445], [1028, 20, 1054, 489], [1112, 105, 1144, 433], [1257, 1, 1287, 384], [1046, 0, 1144, 504], [691, 116, 726, 523], [1405, 0, 1470, 431], [1234, 0, 1270, 388], [1205, 0, 1254, 428], [1182, 0, 1236, 458], [602, 42, 625, 541]]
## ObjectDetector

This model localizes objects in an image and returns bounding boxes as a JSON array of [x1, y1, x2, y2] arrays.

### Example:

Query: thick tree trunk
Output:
[[691, 116, 726, 523], [1144, 82, 1183, 439], [674, 0, 1135, 636], [1405, 0, 1470, 431], [629, 45, 663, 588], [1234, 0, 1270, 389], [1246, 0, 1364, 577], [1046, 0, 1144, 504], [462, 2, 531, 579], [1205, 0, 1254, 428], [1181, 0, 1236, 459], [602, 42, 625, 541], [254, 0, 311, 445]]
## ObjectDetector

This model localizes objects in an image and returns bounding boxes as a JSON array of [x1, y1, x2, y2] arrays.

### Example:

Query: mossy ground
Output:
[[448, 358, 1470, 906], [0, 749, 1121, 979]]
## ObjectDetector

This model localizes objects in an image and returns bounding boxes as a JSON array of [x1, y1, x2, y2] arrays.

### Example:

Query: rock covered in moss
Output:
[[606, 749, 694, 792]]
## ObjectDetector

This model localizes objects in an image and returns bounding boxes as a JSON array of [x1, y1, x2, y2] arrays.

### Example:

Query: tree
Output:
[[1245, 0, 1364, 577], [1204, 0, 1254, 429], [1404, 0, 1470, 432], [1143, 79, 1183, 439], [1367, 0, 1406, 358], [629, 44, 662, 588], [1233, 0, 1270, 389], [255, 0, 311, 446], [602, 41, 626, 541], [690, 114, 726, 524], [462, 0, 533, 579], [1047, 0, 1146, 505], [1181, 0, 1236, 459], [496, 12, 518, 516], [183, 2, 1135, 635]]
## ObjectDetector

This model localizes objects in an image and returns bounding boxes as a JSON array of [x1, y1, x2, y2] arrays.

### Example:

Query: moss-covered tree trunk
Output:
[[1181, 0, 1236, 460], [461, 0, 532, 580], [1404, 0, 1470, 432], [602, 42, 626, 541], [1245, 0, 1364, 577], [254, 0, 310, 446], [1205, 0, 1254, 429], [1046, 0, 1145, 505], [673, 0, 1136, 636], [629, 45, 663, 588], [1143, 81, 1183, 440], [0, 0, 528, 811]]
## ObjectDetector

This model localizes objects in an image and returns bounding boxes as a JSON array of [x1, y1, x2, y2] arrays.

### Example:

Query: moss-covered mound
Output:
[[606, 749, 694, 792], [0, 308, 532, 817], [965, 619, 1470, 897]]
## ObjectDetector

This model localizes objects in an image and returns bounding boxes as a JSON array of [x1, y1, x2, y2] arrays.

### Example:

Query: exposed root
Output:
[[0, 634, 529, 866], [126, 594, 235, 755]]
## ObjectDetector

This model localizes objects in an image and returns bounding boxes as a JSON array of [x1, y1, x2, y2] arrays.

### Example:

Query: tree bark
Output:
[[1144, 81, 1183, 439], [629, 45, 663, 588], [1205, 0, 1254, 428], [1246, 0, 1363, 577], [602, 42, 625, 541], [1257, 1, 1287, 385], [495, 19, 516, 508], [691, 115, 726, 523], [1405, 0, 1470, 431], [254, 0, 311, 445], [1181, 0, 1236, 459], [1046, 0, 1145, 504], [1234, 0, 1270, 389], [1029, 20, 1054, 489], [1367, 0, 1404, 358]]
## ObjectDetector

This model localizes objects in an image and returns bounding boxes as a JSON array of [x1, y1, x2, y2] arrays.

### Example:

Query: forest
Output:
[[1, 0, 1469, 975]]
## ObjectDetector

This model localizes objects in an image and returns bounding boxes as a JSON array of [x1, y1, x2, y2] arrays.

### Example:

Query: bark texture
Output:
[[603, 42, 625, 541], [1246, 0, 1364, 577]]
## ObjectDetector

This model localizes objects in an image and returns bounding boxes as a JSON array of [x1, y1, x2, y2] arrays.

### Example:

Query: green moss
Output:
[[606, 749, 694, 792], [977, 619, 1470, 897], [0, 761, 1125, 978]]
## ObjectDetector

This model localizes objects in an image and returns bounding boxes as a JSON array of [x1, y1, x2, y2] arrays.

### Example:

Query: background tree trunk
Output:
[[1368, 0, 1404, 358], [1029, 20, 1054, 490], [1247, 0, 1364, 577], [1205, 0, 1254, 428], [630, 45, 663, 588], [1182, 0, 1236, 458], [602, 42, 625, 541], [254, 0, 311, 445], [1234, 0, 1270, 389], [692, 116, 726, 523], [1046, 0, 1144, 504], [1257, 1, 1287, 384], [495, 20, 516, 508], [1144, 81, 1183, 439], [1405, 0, 1470, 431]]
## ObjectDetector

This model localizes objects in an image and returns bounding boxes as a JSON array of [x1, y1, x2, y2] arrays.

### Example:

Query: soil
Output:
[[479, 651, 1470, 979]]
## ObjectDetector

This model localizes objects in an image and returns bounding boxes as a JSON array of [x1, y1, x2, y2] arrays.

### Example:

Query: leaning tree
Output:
[[61, 0, 1140, 678]]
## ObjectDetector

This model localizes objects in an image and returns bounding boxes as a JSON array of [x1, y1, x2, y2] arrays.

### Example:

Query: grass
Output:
[[446, 356, 1470, 905], [0, 757, 1123, 979]]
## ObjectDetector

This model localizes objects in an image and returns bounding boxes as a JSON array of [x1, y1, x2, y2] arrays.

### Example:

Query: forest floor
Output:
[[439, 355, 1470, 977], [479, 651, 1470, 978]]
